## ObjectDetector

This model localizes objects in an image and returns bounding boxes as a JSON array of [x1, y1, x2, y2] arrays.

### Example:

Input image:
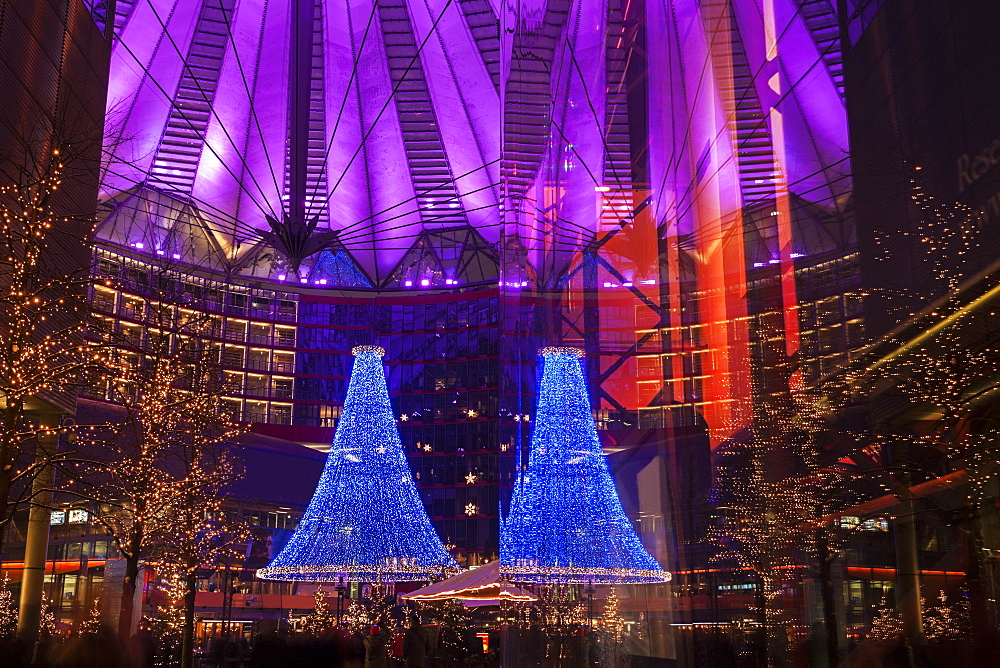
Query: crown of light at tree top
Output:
[[500, 347, 670, 584], [258, 345, 457, 582]]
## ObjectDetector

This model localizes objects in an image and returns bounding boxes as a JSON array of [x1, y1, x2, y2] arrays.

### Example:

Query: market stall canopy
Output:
[[402, 560, 537, 606]]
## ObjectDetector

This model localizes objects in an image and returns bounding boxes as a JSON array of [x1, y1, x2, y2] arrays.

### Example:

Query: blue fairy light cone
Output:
[[258, 345, 457, 581], [500, 347, 670, 584]]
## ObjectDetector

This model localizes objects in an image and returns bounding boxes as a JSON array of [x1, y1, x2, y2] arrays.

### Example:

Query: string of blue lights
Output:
[[500, 347, 670, 584], [257, 345, 457, 582]]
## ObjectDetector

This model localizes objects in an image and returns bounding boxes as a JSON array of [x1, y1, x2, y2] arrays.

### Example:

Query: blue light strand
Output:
[[500, 348, 670, 584], [258, 346, 457, 582]]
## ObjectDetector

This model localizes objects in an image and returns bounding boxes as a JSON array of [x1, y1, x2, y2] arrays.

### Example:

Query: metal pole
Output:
[[890, 441, 925, 659], [17, 423, 58, 641], [221, 562, 232, 637]]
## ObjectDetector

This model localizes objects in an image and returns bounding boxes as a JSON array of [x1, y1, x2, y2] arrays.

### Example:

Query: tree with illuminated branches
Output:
[[419, 598, 473, 663], [0, 134, 105, 559], [872, 165, 988, 322], [344, 589, 402, 654], [149, 565, 185, 639], [80, 597, 102, 636], [157, 463, 249, 668], [711, 320, 1000, 665], [600, 588, 625, 642], [295, 585, 337, 635], [597, 588, 627, 667], [38, 597, 57, 638], [922, 590, 970, 642], [708, 439, 802, 662], [861, 330, 1000, 655], [74, 275, 247, 645], [708, 380, 877, 668], [867, 597, 902, 643], [0, 576, 15, 638], [862, 163, 1000, 657], [0, 111, 131, 647], [0, 99, 134, 556]]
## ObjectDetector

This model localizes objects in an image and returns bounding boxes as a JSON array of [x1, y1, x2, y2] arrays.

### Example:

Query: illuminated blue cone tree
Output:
[[501, 347, 670, 584], [258, 345, 456, 582]]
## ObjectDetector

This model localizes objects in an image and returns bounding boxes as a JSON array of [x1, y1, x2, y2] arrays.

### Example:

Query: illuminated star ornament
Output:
[[465, 473, 478, 485], [465, 503, 479, 516], [500, 347, 671, 584], [258, 345, 457, 582]]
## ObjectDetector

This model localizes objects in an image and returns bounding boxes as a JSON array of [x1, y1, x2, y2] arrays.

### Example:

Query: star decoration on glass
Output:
[[465, 472, 477, 485], [464, 503, 478, 516], [399, 414, 409, 421], [422, 443, 432, 452]]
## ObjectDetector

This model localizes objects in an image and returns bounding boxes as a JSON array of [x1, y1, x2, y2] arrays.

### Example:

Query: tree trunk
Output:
[[760, 583, 787, 668], [118, 537, 142, 641], [817, 532, 840, 667], [181, 570, 197, 668]]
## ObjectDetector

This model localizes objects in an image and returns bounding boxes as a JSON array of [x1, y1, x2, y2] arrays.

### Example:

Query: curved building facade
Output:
[[87, 237, 502, 563]]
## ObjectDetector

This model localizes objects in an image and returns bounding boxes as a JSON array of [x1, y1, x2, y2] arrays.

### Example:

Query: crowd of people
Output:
[[0, 617, 618, 667], [198, 616, 496, 668]]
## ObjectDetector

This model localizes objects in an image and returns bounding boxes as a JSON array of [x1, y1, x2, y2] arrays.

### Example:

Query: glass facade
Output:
[[70, 0, 921, 661], [86, 246, 500, 566], [3, 0, 1000, 666]]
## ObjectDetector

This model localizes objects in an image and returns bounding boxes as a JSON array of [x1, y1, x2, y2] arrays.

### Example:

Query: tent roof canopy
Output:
[[402, 560, 537, 604]]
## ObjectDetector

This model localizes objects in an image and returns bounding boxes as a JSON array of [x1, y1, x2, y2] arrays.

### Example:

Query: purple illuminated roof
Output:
[[100, 0, 500, 283], [98, 0, 852, 286]]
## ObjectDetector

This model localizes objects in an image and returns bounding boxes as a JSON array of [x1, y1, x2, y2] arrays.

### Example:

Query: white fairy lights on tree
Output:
[[38, 597, 57, 638], [295, 585, 337, 635], [922, 590, 970, 641], [600, 588, 625, 642], [80, 598, 102, 636], [0, 145, 98, 553], [0, 577, 16, 637], [151, 566, 186, 636], [867, 597, 903, 643], [78, 286, 247, 643]]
